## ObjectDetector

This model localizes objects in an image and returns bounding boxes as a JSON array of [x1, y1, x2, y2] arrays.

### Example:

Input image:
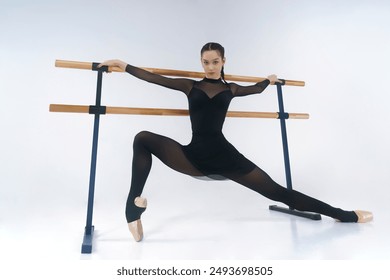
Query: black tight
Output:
[[126, 131, 357, 223], [226, 167, 357, 222], [126, 131, 203, 222]]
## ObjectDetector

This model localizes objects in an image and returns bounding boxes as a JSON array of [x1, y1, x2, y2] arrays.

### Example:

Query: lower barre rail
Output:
[[49, 104, 310, 119]]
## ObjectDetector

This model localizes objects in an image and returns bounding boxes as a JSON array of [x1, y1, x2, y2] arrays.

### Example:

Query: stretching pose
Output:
[[99, 42, 372, 241]]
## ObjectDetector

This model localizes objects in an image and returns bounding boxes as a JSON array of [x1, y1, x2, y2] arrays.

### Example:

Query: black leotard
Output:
[[125, 64, 270, 179]]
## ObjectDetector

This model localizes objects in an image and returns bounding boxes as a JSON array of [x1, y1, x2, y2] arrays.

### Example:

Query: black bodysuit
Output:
[[124, 64, 358, 224], [184, 78, 269, 179], [125, 64, 269, 179]]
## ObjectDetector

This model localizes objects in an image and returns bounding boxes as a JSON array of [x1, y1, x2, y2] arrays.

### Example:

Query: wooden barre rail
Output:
[[55, 60, 305, 87], [49, 104, 309, 119]]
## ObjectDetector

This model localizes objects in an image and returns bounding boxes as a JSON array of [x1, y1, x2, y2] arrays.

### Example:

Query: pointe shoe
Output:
[[128, 197, 147, 242], [354, 210, 373, 223], [128, 220, 144, 242]]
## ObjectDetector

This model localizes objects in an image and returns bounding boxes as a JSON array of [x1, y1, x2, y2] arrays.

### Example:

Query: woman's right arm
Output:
[[98, 59, 194, 95]]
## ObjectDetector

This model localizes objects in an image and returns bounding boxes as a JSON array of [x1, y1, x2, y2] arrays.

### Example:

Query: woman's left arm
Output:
[[231, 74, 280, 97]]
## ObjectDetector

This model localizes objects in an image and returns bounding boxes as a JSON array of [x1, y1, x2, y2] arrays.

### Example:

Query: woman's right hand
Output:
[[98, 59, 127, 72]]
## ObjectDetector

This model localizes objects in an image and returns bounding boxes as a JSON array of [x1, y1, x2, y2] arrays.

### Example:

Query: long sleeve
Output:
[[229, 79, 270, 97], [125, 64, 194, 95]]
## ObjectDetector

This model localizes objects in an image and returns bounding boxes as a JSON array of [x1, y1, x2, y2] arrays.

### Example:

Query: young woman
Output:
[[99, 42, 372, 242]]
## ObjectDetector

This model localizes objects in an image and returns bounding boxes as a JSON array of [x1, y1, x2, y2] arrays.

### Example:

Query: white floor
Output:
[[1, 180, 388, 261], [1, 176, 389, 280]]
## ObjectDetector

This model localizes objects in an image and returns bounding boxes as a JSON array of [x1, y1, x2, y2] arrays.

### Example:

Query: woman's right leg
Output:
[[126, 131, 203, 222]]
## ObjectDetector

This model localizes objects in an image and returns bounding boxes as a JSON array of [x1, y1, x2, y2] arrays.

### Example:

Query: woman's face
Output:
[[201, 50, 225, 79]]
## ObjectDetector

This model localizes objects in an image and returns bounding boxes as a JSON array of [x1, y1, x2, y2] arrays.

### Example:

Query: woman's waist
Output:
[[191, 130, 224, 138], [189, 131, 229, 146]]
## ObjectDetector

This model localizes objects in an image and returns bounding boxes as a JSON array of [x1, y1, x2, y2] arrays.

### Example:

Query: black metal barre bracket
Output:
[[92, 62, 108, 72], [277, 112, 289, 119], [89, 105, 106, 115], [275, 79, 286, 86]]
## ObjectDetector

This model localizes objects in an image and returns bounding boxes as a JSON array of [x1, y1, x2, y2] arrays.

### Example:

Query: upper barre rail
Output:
[[55, 59, 305, 87]]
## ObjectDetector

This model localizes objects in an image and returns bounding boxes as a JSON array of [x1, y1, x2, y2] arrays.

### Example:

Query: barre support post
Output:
[[81, 69, 105, 254], [269, 81, 321, 220], [277, 80, 293, 192]]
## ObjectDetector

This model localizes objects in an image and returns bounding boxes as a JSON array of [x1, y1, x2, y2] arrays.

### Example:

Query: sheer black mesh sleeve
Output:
[[125, 64, 194, 95], [229, 79, 270, 97]]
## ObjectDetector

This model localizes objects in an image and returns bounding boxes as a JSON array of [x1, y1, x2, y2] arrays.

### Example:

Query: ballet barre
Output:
[[49, 104, 310, 119], [55, 59, 305, 86], [51, 59, 319, 254]]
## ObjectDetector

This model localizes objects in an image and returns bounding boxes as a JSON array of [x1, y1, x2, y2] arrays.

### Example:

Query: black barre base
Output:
[[81, 226, 95, 254], [269, 205, 322, 220]]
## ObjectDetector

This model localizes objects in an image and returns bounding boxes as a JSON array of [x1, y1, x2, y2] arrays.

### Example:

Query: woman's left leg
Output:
[[226, 166, 359, 222]]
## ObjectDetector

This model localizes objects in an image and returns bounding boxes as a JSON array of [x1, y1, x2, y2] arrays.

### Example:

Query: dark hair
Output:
[[200, 42, 227, 84]]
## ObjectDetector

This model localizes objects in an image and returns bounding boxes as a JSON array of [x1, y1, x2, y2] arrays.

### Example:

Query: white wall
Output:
[[1, 0, 389, 251]]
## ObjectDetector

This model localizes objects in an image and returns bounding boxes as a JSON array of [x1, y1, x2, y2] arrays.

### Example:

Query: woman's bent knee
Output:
[[133, 131, 153, 146]]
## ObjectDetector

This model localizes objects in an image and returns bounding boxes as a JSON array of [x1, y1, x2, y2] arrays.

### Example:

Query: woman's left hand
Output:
[[98, 59, 128, 72], [267, 74, 282, 84]]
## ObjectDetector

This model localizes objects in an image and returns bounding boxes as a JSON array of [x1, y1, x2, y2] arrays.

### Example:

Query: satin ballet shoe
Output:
[[128, 197, 147, 242], [354, 210, 373, 223], [128, 219, 144, 242]]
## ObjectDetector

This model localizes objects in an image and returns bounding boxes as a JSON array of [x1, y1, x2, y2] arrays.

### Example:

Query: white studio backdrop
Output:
[[0, 0, 390, 261]]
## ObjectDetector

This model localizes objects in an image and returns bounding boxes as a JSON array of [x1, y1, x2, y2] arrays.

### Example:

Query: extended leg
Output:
[[226, 166, 360, 222]]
